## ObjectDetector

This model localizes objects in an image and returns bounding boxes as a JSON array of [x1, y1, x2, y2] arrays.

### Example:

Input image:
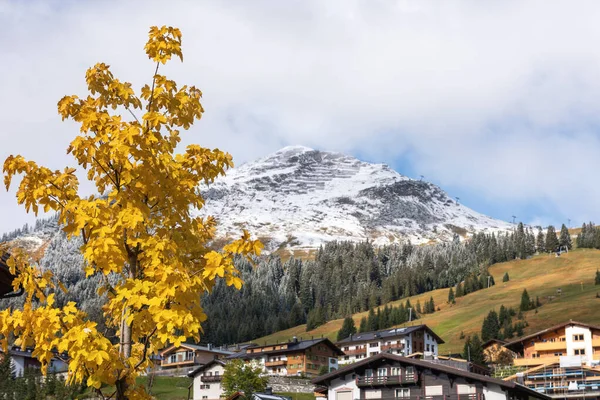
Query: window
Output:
[[169, 354, 177, 363], [344, 347, 349, 351], [370, 343, 378, 348], [391, 367, 401, 376], [377, 368, 387, 377], [574, 334, 584, 342], [395, 389, 410, 398], [344, 356, 349, 360], [186, 351, 194, 361], [371, 352, 379, 356], [426, 385, 443, 396], [405, 367, 414, 378], [365, 390, 381, 399], [215, 371, 219, 376], [575, 349, 586, 355], [200, 384, 211, 389], [365, 369, 373, 378], [426, 344, 430, 352]]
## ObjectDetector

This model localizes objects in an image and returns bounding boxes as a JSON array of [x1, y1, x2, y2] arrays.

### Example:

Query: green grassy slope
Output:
[[254, 249, 600, 354]]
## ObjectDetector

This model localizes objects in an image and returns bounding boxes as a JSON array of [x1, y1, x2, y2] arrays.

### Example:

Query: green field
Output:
[[254, 248, 600, 354]]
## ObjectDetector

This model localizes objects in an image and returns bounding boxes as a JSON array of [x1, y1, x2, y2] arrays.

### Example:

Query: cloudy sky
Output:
[[1, 0, 600, 233]]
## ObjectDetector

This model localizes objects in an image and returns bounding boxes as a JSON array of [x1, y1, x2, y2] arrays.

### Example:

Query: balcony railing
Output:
[[381, 344, 405, 352], [344, 348, 367, 356], [201, 375, 223, 382], [265, 360, 288, 367], [513, 356, 560, 366], [370, 395, 481, 400], [533, 341, 566, 352], [162, 356, 197, 366], [357, 374, 417, 386]]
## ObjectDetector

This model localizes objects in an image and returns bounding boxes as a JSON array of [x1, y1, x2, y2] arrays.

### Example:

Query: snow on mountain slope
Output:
[[197, 146, 512, 251]]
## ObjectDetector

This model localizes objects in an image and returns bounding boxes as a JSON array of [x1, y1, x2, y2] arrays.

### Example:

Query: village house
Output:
[[336, 325, 444, 365], [189, 359, 227, 400], [0, 347, 68, 377], [227, 337, 343, 377], [482, 339, 516, 365], [312, 352, 550, 400], [159, 344, 234, 375], [406, 352, 491, 376], [502, 320, 600, 398]]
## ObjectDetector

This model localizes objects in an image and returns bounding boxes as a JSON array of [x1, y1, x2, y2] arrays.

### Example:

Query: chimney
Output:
[[265, 387, 273, 395], [208, 343, 213, 350], [292, 336, 298, 343]]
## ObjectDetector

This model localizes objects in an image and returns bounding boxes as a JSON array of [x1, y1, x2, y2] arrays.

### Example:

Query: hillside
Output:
[[197, 146, 512, 251], [253, 248, 600, 354]]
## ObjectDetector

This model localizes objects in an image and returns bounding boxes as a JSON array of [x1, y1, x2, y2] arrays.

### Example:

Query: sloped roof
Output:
[[160, 343, 234, 357], [504, 320, 600, 351], [188, 359, 227, 378], [311, 352, 550, 400], [336, 324, 445, 345], [228, 338, 343, 359]]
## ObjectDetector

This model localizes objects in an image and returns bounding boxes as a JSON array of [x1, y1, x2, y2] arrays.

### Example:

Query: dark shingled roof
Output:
[[336, 324, 445, 345], [311, 352, 550, 400], [228, 338, 343, 359]]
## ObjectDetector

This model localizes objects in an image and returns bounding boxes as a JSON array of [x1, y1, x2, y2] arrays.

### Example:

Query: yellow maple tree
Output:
[[1, 26, 262, 400]]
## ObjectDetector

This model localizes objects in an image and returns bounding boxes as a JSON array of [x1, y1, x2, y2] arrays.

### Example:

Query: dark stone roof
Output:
[[336, 324, 445, 345], [188, 359, 227, 378]]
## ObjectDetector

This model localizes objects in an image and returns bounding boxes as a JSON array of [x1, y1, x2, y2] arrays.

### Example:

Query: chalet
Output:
[[228, 337, 344, 377], [159, 344, 233, 374], [503, 320, 600, 368], [503, 320, 600, 398], [189, 359, 227, 400], [0, 347, 68, 377], [336, 325, 444, 365], [226, 389, 291, 400], [312, 352, 550, 400]]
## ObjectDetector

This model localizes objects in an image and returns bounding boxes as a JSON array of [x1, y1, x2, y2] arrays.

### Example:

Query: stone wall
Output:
[[268, 376, 315, 393]]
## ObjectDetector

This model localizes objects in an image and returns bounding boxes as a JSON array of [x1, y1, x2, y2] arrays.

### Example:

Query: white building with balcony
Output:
[[336, 325, 444, 365]]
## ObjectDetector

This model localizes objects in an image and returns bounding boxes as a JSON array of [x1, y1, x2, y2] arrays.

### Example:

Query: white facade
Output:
[[264, 354, 288, 376], [339, 328, 440, 365], [564, 325, 596, 365], [192, 363, 226, 400], [327, 372, 361, 400]]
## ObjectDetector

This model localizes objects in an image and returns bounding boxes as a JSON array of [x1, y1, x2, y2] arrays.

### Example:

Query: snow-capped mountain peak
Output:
[[197, 147, 512, 251]]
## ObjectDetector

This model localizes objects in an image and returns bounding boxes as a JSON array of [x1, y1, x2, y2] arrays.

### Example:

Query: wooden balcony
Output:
[[201, 375, 223, 382], [357, 374, 417, 386], [161, 357, 197, 367], [533, 341, 566, 352], [592, 338, 600, 347], [265, 360, 288, 367], [513, 356, 559, 367], [381, 344, 405, 352], [344, 348, 367, 356]]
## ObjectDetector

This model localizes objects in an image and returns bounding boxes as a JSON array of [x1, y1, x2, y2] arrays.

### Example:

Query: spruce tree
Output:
[[502, 272, 510, 282], [359, 316, 368, 333], [428, 296, 435, 314], [520, 289, 532, 311], [456, 282, 464, 297], [337, 316, 357, 341], [481, 310, 500, 341], [545, 226, 559, 252], [559, 224, 572, 250], [448, 287, 455, 304], [416, 300, 422, 315], [595, 270, 600, 285], [367, 308, 377, 331]]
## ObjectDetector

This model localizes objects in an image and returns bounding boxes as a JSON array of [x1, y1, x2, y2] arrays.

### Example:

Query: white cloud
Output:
[[1, 0, 600, 232]]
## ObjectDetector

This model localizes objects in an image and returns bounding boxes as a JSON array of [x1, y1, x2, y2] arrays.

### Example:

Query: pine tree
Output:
[[448, 287, 455, 304], [502, 272, 509, 282], [367, 308, 377, 331], [462, 334, 484, 365], [337, 316, 357, 341], [595, 270, 600, 285], [546, 226, 560, 252], [416, 300, 422, 315], [520, 289, 532, 311], [481, 310, 500, 341], [359, 317, 368, 333], [428, 296, 435, 314], [559, 224, 572, 250]]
